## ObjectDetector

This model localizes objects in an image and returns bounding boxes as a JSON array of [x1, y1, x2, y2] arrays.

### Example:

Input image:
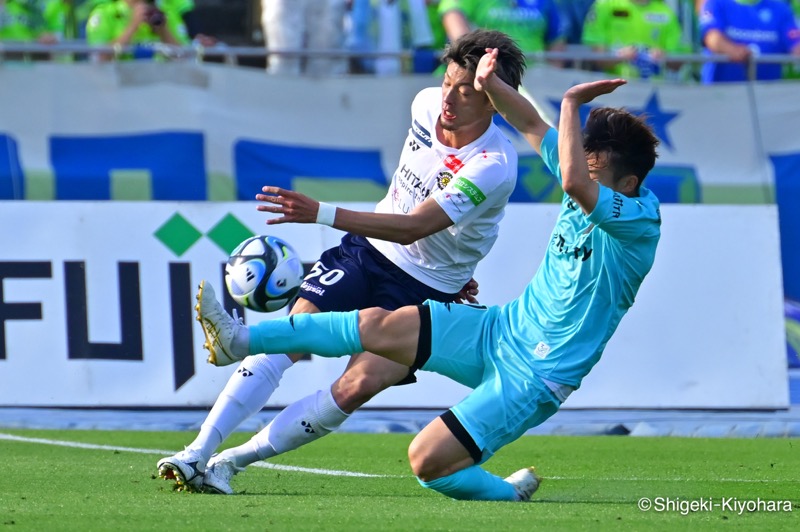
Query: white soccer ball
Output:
[[224, 235, 304, 312]]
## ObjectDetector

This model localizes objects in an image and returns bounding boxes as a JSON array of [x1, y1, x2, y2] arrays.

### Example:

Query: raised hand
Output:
[[474, 47, 499, 92], [563, 79, 627, 106]]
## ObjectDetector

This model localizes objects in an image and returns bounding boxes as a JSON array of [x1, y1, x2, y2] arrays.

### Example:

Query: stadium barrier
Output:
[[1, 42, 798, 80]]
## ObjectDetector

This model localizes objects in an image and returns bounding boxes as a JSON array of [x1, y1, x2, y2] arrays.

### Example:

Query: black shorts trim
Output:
[[440, 410, 482, 464], [410, 304, 432, 372]]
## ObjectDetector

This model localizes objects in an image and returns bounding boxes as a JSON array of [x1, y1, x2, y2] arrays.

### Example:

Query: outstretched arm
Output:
[[558, 79, 626, 214], [474, 48, 550, 155], [256, 187, 453, 245]]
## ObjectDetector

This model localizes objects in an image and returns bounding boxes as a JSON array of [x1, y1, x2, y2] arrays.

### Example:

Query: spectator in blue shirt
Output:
[[699, 0, 800, 82]]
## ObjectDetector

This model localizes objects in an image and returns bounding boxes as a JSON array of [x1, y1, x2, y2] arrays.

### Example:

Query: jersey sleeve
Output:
[[698, 0, 724, 41], [432, 153, 514, 225], [587, 186, 660, 242], [539, 128, 562, 185]]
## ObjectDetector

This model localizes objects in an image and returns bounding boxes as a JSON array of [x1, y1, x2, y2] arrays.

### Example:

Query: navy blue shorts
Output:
[[299, 233, 459, 312]]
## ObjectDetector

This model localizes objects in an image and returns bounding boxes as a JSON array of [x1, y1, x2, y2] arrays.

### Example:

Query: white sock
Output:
[[187, 353, 293, 462], [223, 388, 349, 467], [214, 440, 262, 470]]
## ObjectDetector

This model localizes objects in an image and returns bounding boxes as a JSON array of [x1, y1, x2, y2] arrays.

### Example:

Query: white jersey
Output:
[[368, 87, 518, 293]]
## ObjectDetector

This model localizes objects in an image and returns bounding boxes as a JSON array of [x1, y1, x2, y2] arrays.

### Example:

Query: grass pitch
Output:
[[0, 429, 797, 531]]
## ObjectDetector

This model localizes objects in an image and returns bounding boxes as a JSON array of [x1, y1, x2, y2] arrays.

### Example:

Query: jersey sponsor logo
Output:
[[612, 192, 623, 219], [452, 177, 486, 206], [533, 342, 551, 359], [396, 163, 433, 203], [645, 13, 669, 24], [408, 139, 421, 152], [488, 6, 544, 22], [566, 197, 578, 211], [300, 281, 325, 296], [727, 27, 778, 43], [443, 155, 464, 173], [437, 171, 453, 189], [412, 120, 432, 148], [552, 233, 593, 262]]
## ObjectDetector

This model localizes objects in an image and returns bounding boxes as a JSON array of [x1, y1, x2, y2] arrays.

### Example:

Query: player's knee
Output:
[[407, 439, 442, 481]]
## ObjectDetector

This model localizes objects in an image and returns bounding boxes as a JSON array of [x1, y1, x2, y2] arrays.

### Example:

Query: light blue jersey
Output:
[[498, 128, 661, 389]]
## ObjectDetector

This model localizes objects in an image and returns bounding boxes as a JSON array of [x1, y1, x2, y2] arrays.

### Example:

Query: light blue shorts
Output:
[[421, 300, 561, 463]]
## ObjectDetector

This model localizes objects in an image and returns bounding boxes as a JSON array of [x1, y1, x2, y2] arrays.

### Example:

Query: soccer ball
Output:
[[224, 235, 304, 312]]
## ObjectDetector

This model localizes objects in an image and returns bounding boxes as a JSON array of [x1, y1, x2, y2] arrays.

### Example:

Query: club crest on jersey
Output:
[[412, 119, 432, 148], [437, 171, 453, 189]]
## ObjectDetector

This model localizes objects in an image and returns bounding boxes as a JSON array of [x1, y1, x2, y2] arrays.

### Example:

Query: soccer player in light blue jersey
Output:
[[193, 49, 661, 502]]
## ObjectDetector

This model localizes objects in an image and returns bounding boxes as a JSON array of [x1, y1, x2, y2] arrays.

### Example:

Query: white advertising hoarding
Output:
[[0, 202, 788, 409]]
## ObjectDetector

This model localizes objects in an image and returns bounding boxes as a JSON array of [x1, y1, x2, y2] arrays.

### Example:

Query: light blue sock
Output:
[[249, 311, 363, 358], [418, 465, 518, 501]]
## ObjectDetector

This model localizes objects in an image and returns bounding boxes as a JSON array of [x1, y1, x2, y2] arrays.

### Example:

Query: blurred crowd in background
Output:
[[1, 0, 799, 82]]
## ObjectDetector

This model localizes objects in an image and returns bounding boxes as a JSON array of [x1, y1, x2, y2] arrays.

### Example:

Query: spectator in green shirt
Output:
[[158, 0, 216, 46], [41, 0, 107, 41], [86, 0, 188, 60], [582, 0, 691, 79], [0, 0, 52, 42], [438, 0, 567, 67]]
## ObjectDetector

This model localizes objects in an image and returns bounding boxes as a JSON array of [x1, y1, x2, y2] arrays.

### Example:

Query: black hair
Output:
[[441, 29, 526, 90], [583, 107, 660, 192]]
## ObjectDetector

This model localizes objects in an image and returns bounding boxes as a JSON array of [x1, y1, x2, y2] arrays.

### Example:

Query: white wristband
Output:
[[316, 202, 337, 226]]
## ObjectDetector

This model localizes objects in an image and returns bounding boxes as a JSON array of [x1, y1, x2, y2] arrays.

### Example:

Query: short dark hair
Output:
[[583, 108, 660, 192], [441, 30, 526, 90]]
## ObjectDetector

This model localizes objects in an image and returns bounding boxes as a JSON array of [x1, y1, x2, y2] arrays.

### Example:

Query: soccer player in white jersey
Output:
[[191, 49, 661, 501], [157, 30, 527, 493]]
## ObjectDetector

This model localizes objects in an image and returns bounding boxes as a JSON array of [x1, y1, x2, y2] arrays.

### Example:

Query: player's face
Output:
[[587, 152, 637, 194], [586, 152, 616, 188], [439, 63, 493, 133]]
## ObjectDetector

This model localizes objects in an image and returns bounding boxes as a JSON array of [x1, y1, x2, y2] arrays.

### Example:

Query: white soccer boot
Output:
[[504, 466, 541, 502], [157, 448, 207, 492], [203, 456, 244, 495], [195, 280, 246, 366]]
